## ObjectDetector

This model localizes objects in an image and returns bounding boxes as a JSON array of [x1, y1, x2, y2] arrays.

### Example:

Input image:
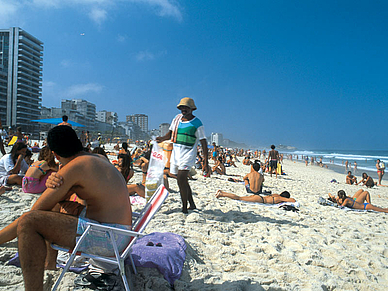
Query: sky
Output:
[[1, 0, 387, 150]]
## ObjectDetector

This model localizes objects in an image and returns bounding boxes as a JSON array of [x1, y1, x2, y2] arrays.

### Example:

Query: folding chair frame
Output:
[[51, 185, 169, 291]]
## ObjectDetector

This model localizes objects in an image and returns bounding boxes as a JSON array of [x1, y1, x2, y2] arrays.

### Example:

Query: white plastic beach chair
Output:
[[51, 185, 169, 291]]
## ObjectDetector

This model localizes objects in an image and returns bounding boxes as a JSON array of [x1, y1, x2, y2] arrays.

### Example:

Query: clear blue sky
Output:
[[1, 0, 387, 150]]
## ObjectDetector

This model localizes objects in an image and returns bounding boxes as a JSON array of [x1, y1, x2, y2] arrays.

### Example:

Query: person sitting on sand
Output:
[[328, 189, 371, 204], [346, 171, 357, 185], [243, 160, 264, 194], [114, 153, 134, 183], [0, 142, 29, 186], [243, 156, 252, 165], [356, 173, 376, 188], [212, 156, 226, 175], [118, 142, 130, 155], [22, 146, 59, 194], [215, 189, 296, 204], [335, 190, 388, 212], [0, 125, 132, 291], [225, 155, 237, 167]]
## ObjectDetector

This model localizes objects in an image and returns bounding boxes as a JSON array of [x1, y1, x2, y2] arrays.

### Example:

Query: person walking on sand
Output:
[[268, 145, 279, 178], [0, 125, 132, 291], [376, 159, 385, 186], [156, 97, 209, 213]]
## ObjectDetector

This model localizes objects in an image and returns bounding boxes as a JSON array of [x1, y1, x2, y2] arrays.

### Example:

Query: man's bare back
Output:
[[243, 171, 264, 193], [38, 153, 131, 225]]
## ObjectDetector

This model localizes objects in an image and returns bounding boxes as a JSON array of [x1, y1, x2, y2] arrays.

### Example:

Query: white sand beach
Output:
[[0, 154, 387, 290]]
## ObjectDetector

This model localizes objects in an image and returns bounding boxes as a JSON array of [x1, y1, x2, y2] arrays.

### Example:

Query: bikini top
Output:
[[30, 161, 46, 175]]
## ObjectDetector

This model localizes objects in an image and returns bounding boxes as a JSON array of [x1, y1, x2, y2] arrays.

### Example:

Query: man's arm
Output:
[[156, 130, 172, 143], [0, 139, 5, 155]]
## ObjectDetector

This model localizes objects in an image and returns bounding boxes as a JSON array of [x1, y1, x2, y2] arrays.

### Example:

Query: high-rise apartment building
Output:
[[211, 132, 223, 146], [0, 27, 43, 134], [96, 110, 118, 126], [62, 99, 96, 130], [126, 114, 148, 133], [159, 123, 170, 137]]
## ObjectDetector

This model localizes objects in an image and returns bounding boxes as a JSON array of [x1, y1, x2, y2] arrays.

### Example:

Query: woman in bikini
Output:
[[328, 189, 371, 204], [215, 190, 296, 204], [22, 146, 58, 193], [336, 190, 388, 213]]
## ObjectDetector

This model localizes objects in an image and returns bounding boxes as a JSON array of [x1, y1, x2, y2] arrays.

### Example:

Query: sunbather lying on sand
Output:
[[215, 190, 296, 204], [335, 190, 388, 212], [328, 189, 371, 204]]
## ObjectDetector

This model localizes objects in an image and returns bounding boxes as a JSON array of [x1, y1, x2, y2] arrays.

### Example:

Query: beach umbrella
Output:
[[30, 118, 85, 127]]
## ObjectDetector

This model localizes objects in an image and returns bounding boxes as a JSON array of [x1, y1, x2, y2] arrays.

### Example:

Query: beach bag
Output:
[[380, 161, 385, 169], [145, 140, 167, 201]]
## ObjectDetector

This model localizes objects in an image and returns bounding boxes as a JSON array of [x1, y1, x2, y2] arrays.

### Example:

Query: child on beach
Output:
[[22, 146, 58, 194]]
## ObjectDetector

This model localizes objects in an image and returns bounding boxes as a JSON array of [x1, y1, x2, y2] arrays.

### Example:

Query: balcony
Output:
[[17, 65, 42, 77], [18, 54, 42, 67], [19, 36, 43, 52]]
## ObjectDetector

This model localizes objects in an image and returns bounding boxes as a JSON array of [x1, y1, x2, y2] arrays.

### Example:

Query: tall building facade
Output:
[[126, 114, 148, 133], [159, 123, 170, 137], [62, 99, 96, 130], [0, 27, 43, 134], [211, 132, 223, 146], [96, 110, 118, 126]]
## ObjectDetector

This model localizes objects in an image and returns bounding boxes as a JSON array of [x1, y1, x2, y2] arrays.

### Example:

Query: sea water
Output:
[[282, 149, 388, 180]]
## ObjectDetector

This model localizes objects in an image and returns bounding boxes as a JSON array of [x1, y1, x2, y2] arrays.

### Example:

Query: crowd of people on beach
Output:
[[0, 99, 387, 290]]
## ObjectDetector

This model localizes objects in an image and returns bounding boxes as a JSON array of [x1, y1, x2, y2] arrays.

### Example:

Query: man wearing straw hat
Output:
[[157, 97, 209, 213]]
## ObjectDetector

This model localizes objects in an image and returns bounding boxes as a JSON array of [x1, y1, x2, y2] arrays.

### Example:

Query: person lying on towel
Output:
[[215, 190, 296, 204], [333, 190, 388, 213]]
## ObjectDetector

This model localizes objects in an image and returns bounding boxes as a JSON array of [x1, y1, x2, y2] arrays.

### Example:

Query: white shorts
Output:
[[170, 163, 192, 175]]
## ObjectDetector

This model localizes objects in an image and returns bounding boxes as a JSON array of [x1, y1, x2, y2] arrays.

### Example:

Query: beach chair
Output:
[[51, 185, 169, 291]]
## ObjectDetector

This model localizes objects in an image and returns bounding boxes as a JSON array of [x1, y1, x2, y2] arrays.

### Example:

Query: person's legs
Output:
[[7, 174, 23, 185], [177, 170, 195, 213], [365, 204, 388, 213], [17, 210, 78, 291], [216, 190, 263, 202], [378, 172, 382, 185]]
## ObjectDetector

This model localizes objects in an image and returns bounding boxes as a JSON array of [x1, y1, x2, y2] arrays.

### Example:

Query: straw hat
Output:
[[177, 97, 197, 110]]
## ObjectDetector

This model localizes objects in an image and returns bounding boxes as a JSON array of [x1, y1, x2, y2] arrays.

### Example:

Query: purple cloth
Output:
[[127, 232, 186, 285]]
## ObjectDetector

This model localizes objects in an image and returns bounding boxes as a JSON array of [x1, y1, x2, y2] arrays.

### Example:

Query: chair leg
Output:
[[52, 226, 91, 291], [128, 254, 137, 275]]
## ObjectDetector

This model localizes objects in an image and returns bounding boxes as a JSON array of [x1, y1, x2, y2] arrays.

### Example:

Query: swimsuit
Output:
[[363, 203, 369, 210], [245, 184, 262, 195], [30, 161, 47, 175], [76, 208, 132, 257]]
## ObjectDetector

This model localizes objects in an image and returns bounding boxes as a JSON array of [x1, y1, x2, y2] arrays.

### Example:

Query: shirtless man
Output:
[[0, 126, 132, 291], [58, 115, 72, 127], [345, 171, 357, 185], [215, 190, 296, 204], [243, 161, 264, 194], [268, 145, 279, 178]]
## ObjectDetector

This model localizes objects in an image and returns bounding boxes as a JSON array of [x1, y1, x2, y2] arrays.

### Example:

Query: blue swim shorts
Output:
[[76, 209, 132, 257]]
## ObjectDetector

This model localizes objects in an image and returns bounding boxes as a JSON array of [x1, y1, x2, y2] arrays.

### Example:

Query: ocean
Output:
[[280, 149, 388, 181]]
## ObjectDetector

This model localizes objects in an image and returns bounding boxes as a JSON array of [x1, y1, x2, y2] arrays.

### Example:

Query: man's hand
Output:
[[46, 172, 64, 189]]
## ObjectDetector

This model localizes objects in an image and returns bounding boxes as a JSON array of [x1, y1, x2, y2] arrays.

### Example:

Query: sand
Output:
[[0, 152, 387, 291]]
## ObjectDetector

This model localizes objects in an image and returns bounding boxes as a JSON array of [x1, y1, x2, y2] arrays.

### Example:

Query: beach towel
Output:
[[128, 232, 186, 286], [170, 114, 183, 143], [238, 200, 300, 209], [317, 197, 387, 213], [130, 195, 146, 206]]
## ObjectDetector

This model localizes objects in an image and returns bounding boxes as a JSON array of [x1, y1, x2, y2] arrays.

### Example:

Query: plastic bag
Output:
[[145, 140, 167, 201]]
